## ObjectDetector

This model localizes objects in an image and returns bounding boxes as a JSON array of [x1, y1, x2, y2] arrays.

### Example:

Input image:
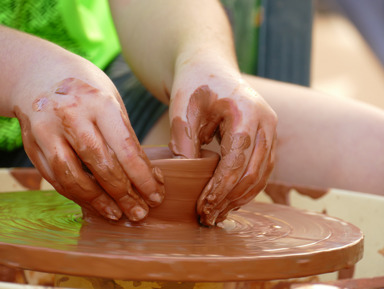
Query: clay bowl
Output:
[[143, 146, 219, 223]]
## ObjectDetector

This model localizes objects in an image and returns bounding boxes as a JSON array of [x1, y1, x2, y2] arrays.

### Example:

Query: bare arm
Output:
[[109, 0, 238, 103]]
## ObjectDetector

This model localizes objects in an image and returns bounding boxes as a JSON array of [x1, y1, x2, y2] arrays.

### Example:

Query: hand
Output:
[[169, 59, 277, 226], [12, 61, 165, 222]]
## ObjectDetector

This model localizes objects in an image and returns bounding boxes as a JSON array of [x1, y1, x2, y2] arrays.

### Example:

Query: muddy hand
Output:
[[169, 79, 277, 226], [15, 77, 165, 222]]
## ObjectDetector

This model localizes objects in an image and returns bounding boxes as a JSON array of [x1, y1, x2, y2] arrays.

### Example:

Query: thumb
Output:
[[168, 115, 201, 159], [168, 85, 217, 159]]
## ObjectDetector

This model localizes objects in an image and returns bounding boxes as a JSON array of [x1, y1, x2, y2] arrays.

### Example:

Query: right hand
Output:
[[12, 59, 165, 222], [168, 55, 277, 226]]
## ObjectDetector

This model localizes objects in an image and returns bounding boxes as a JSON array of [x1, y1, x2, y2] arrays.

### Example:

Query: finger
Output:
[[200, 129, 270, 225], [95, 106, 165, 207], [19, 113, 91, 208], [32, 124, 123, 220], [26, 136, 111, 216], [223, 128, 276, 204], [169, 115, 200, 159], [229, 129, 271, 199], [215, 166, 272, 223], [216, 132, 277, 222], [18, 113, 75, 202], [216, 181, 267, 224], [169, 85, 219, 158], [62, 120, 152, 221], [51, 144, 124, 220], [197, 130, 253, 225], [19, 119, 55, 184], [23, 139, 58, 190]]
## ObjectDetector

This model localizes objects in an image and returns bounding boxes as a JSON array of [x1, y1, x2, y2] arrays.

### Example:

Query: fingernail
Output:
[[106, 214, 119, 221], [92, 197, 122, 220], [105, 207, 122, 221], [149, 192, 163, 205], [130, 206, 148, 221]]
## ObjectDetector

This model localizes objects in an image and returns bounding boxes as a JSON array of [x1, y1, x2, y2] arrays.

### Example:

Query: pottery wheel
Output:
[[0, 190, 363, 282]]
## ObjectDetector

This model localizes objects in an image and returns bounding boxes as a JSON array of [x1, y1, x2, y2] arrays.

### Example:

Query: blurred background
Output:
[[312, 0, 384, 109], [223, 0, 384, 108]]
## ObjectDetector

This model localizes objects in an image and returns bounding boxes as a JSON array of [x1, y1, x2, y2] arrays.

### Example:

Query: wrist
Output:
[[175, 44, 239, 73], [172, 49, 243, 98]]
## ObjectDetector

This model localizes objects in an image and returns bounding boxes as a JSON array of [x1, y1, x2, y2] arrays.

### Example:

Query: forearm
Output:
[[109, 0, 240, 103]]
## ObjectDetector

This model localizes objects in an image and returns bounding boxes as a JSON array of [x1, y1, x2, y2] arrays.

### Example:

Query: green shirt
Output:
[[0, 0, 121, 69], [0, 0, 121, 151]]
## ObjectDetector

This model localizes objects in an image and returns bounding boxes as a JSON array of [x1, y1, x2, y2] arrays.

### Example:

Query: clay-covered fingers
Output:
[[27, 124, 123, 220], [60, 118, 153, 222], [169, 85, 219, 159], [168, 81, 277, 225], [215, 132, 277, 223], [16, 109, 62, 195], [52, 78, 164, 221], [196, 129, 253, 226], [95, 105, 165, 211], [25, 79, 164, 221], [50, 146, 124, 220], [198, 125, 276, 226]]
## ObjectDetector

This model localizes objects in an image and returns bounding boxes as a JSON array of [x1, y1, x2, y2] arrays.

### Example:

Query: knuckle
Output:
[[260, 108, 278, 128], [30, 120, 50, 136], [247, 169, 260, 183], [77, 132, 98, 153], [49, 155, 85, 194], [50, 157, 69, 180], [99, 95, 121, 112], [121, 143, 138, 161], [103, 180, 130, 201], [269, 110, 278, 126], [135, 177, 153, 192]]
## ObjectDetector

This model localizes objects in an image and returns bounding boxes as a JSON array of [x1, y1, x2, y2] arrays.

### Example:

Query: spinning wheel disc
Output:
[[0, 190, 363, 281]]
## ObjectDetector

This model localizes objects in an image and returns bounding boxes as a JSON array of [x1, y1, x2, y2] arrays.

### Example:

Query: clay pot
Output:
[[144, 146, 219, 223]]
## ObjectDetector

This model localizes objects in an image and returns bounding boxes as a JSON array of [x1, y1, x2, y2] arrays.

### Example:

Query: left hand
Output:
[[169, 58, 277, 226]]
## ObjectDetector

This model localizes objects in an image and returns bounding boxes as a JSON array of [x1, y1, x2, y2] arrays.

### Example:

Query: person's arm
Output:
[[109, 0, 278, 225], [0, 25, 165, 221], [109, 0, 238, 103]]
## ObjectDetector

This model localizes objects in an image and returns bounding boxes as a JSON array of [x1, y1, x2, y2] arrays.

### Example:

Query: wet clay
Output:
[[263, 183, 355, 281], [83, 146, 220, 224], [10, 168, 43, 190], [0, 189, 363, 281], [264, 182, 329, 206]]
